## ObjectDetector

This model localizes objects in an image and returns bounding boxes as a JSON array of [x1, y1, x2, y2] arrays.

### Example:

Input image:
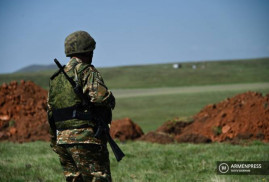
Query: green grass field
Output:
[[0, 58, 269, 181], [0, 141, 268, 182]]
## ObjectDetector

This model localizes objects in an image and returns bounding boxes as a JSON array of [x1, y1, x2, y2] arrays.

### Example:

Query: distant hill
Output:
[[15, 64, 57, 73], [1, 57, 269, 90]]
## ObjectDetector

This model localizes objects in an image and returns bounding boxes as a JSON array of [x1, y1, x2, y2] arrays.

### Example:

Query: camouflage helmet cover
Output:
[[64, 31, 96, 57]]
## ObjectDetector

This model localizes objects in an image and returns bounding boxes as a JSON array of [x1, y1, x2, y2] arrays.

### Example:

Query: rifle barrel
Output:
[[54, 59, 62, 69], [54, 58, 76, 88]]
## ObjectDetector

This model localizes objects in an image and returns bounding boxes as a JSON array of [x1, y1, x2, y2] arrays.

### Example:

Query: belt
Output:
[[52, 105, 94, 122]]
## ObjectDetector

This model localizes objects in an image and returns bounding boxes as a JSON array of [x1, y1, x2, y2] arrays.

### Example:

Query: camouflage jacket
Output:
[[47, 57, 115, 145]]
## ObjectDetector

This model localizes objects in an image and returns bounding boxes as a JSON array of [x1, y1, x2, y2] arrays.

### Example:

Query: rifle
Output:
[[94, 106, 125, 162], [53, 58, 125, 162]]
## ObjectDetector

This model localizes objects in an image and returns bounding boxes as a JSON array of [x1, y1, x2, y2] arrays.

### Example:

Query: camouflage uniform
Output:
[[48, 57, 114, 182]]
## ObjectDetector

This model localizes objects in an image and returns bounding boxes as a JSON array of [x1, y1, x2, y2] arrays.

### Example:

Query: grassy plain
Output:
[[0, 141, 268, 182]]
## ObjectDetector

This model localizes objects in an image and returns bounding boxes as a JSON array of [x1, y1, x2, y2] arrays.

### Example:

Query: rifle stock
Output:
[[106, 132, 125, 162], [95, 120, 125, 162]]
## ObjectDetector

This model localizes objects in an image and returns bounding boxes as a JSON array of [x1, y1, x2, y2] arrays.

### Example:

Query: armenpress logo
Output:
[[219, 163, 229, 174]]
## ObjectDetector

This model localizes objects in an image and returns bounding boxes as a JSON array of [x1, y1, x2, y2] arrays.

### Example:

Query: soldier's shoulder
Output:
[[75, 62, 92, 74], [89, 65, 99, 73], [81, 64, 101, 74]]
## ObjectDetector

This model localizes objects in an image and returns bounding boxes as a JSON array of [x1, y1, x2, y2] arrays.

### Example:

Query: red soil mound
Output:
[[176, 91, 269, 143], [0, 81, 144, 143], [140, 91, 269, 144], [0, 81, 50, 142], [110, 118, 144, 141], [138, 119, 191, 144], [156, 119, 192, 135], [138, 131, 174, 144]]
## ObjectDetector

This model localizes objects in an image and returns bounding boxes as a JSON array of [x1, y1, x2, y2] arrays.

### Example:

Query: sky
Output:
[[0, 0, 268, 73]]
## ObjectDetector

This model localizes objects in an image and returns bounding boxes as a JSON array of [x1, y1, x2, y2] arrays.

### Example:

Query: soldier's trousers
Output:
[[52, 143, 111, 182]]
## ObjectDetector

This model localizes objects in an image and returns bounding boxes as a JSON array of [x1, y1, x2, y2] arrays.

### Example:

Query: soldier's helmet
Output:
[[64, 31, 96, 57]]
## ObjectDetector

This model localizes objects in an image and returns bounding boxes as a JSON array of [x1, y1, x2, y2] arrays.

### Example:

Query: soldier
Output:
[[47, 31, 115, 182]]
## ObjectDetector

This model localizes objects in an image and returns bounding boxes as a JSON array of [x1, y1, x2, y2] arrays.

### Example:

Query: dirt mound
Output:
[[140, 91, 269, 144], [138, 131, 174, 144], [0, 81, 50, 142], [138, 119, 190, 144], [156, 119, 192, 135], [0, 82, 144, 143], [176, 133, 212, 143], [110, 118, 144, 141], [177, 91, 269, 143], [138, 118, 192, 144]]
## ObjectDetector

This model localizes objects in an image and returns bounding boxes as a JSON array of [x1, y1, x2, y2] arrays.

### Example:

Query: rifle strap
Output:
[[50, 65, 66, 80]]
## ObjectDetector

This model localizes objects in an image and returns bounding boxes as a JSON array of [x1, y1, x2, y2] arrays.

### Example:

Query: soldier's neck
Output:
[[72, 56, 92, 64]]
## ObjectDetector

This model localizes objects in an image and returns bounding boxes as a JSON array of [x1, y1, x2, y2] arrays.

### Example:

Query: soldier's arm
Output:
[[82, 67, 115, 109]]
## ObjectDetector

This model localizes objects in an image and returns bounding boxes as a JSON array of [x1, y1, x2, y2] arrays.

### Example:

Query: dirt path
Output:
[[113, 82, 269, 98]]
